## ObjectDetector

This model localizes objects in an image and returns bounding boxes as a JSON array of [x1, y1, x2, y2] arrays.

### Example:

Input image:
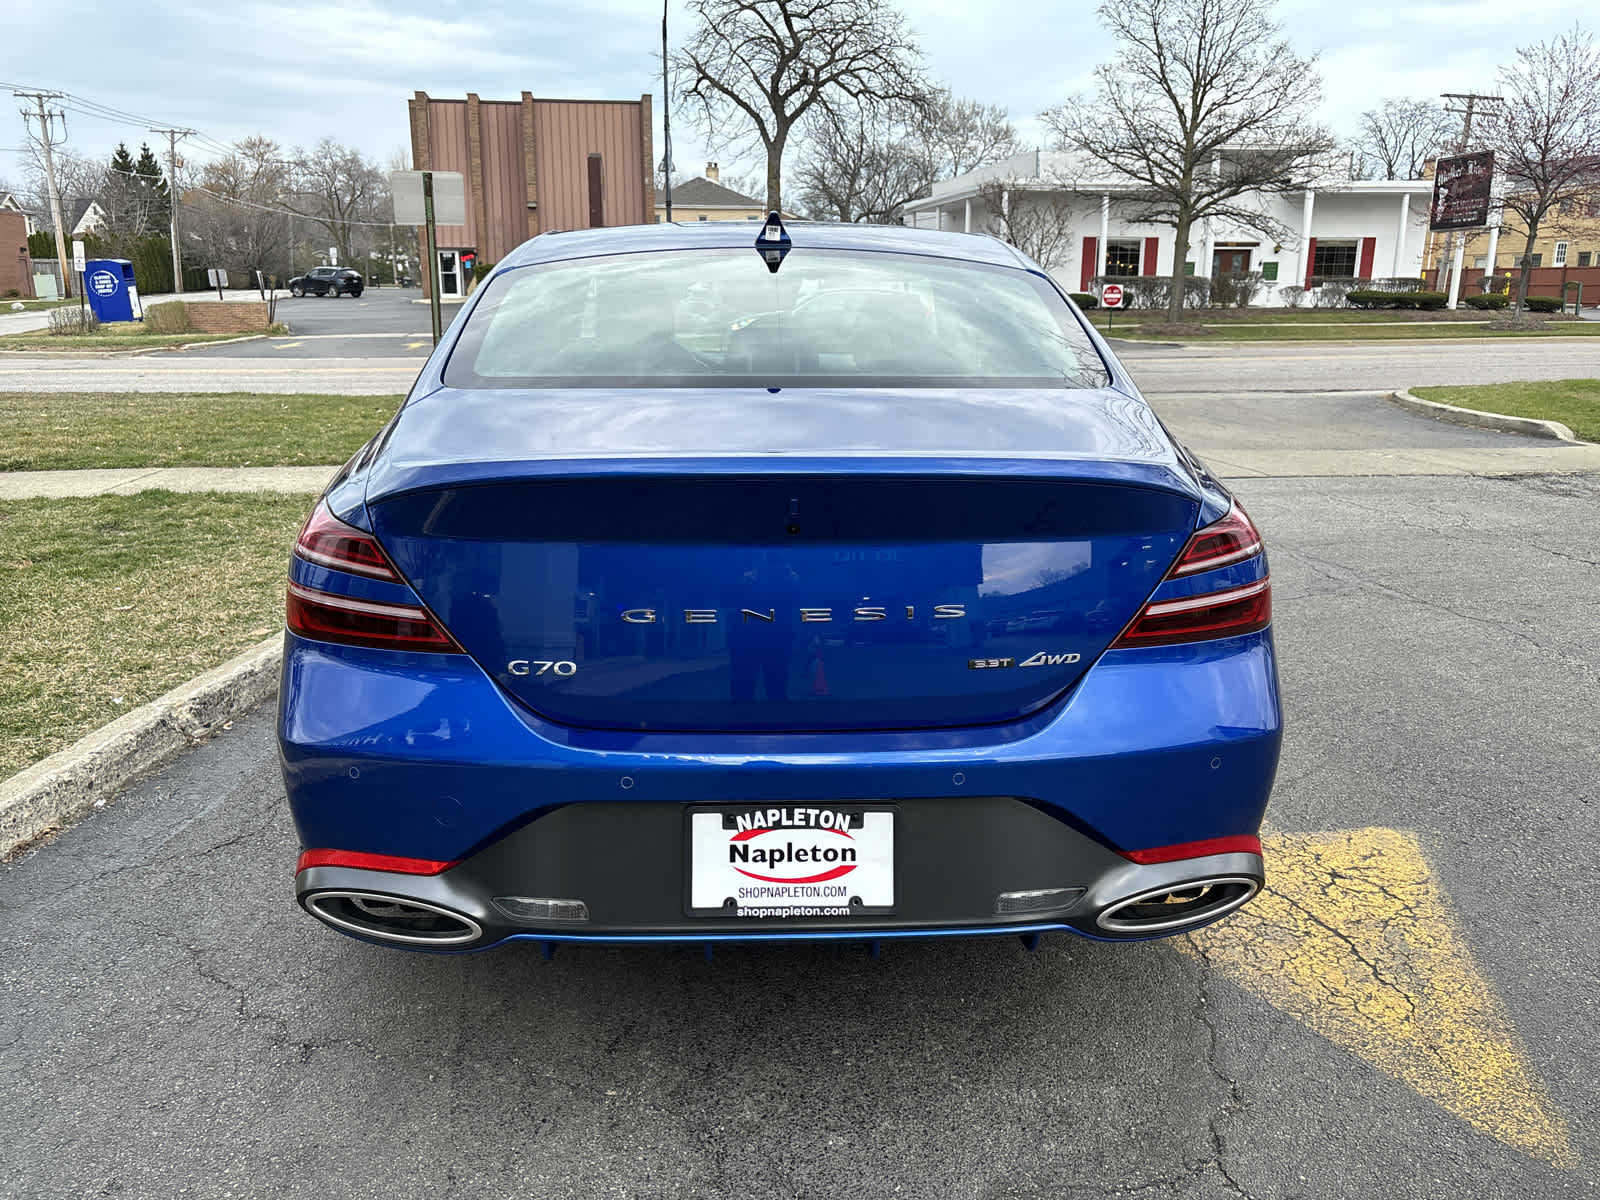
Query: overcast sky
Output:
[[3, 0, 1592, 193]]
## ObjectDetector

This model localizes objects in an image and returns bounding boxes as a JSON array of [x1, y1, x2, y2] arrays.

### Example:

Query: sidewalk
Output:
[[0, 465, 335, 499]]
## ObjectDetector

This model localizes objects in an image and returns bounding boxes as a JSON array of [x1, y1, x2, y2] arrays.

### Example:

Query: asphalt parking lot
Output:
[[3, 464, 1595, 1197], [192, 285, 453, 358]]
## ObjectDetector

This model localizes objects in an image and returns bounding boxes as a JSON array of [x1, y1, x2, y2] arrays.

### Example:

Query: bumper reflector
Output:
[[1119, 834, 1263, 865], [493, 896, 591, 923], [296, 848, 457, 876], [995, 886, 1085, 915]]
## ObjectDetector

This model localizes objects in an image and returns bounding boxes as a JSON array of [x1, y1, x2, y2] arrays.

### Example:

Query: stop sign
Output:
[[1101, 283, 1124, 308]]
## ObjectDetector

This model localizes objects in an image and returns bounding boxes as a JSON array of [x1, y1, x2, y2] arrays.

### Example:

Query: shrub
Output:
[[472, 259, 497, 283], [1311, 278, 1360, 307], [1346, 289, 1399, 309], [1369, 276, 1422, 293], [2, 288, 18, 299], [1278, 285, 1306, 308], [1068, 291, 1097, 309], [1212, 271, 1265, 308], [1463, 293, 1509, 310], [143, 301, 192, 334], [1412, 291, 1448, 310], [1181, 277, 1211, 308], [47, 305, 100, 335], [1524, 295, 1563, 313]]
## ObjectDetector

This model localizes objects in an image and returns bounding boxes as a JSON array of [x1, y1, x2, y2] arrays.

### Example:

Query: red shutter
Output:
[[1142, 237, 1160, 276], [1358, 236, 1376, 279], [1080, 237, 1098, 291], [1303, 238, 1318, 290]]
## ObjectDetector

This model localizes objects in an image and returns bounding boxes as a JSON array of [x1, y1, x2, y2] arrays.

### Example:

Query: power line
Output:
[[151, 127, 195, 293]]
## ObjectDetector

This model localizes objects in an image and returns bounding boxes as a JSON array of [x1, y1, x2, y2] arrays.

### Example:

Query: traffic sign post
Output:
[[390, 170, 466, 346], [71, 239, 85, 324], [1101, 282, 1123, 332]]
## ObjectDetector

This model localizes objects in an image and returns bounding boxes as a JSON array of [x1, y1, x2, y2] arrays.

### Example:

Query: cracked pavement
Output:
[[3, 470, 1595, 1197]]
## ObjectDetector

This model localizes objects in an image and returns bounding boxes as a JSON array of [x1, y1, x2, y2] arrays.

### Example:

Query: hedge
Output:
[[1463, 293, 1510, 310], [1069, 291, 1098, 309], [1347, 289, 1448, 310], [1524, 295, 1564, 313]]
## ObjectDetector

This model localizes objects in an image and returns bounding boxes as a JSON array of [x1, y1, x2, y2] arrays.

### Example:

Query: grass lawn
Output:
[[1413, 380, 1600, 443], [0, 391, 403, 471], [0, 491, 308, 778], [1107, 320, 1600, 341], [0, 325, 280, 351], [2, 297, 76, 312]]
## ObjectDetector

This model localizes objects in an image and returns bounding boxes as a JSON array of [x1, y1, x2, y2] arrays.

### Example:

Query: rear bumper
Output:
[[279, 628, 1280, 948]]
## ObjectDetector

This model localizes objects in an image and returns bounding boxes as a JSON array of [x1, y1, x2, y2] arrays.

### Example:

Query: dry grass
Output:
[[0, 491, 309, 778]]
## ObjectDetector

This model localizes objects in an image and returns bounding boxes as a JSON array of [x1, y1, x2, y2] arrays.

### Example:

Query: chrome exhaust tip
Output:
[[303, 889, 483, 946], [1095, 875, 1260, 936]]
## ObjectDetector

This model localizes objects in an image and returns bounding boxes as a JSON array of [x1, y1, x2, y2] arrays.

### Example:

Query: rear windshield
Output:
[[443, 247, 1108, 389]]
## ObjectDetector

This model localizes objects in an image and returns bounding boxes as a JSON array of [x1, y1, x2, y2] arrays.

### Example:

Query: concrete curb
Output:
[[1387, 389, 1580, 443], [0, 634, 284, 859], [126, 333, 273, 355]]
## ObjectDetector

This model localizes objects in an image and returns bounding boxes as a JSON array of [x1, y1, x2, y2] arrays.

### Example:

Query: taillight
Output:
[[1167, 505, 1262, 575], [1113, 504, 1271, 648], [293, 501, 399, 580], [287, 582, 463, 653], [297, 848, 457, 875]]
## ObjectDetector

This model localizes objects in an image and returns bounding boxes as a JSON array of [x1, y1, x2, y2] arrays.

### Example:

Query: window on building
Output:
[[1312, 240, 1358, 278], [1527, 253, 1543, 268], [1472, 256, 1487, 269], [697, 214, 708, 221], [1580, 251, 1593, 268], [1553, 241, 1568, 266], [1103, 239, 1141, 277]]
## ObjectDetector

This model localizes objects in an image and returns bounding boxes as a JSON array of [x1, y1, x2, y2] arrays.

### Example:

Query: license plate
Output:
[[689, 806, 895, 917]]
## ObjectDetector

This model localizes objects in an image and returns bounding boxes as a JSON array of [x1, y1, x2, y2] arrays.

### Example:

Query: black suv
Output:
[[289, 266, 364, 298]]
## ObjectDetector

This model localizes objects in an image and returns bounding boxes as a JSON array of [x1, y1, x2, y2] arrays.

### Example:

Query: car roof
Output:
[[497, 220, 1034, 272]]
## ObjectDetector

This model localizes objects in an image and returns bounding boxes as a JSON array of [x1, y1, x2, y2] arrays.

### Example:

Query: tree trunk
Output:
[[1166, 214, 1193, 324], [1513, 222, 1539, 317], [764, 128, 788, 214]]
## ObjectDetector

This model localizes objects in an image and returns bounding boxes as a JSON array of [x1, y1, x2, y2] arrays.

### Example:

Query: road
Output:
[[2, 322, 1597, 1196], [4, 470, 1596, 1198]]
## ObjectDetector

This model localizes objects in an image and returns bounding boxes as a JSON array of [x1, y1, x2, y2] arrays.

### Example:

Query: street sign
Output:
[[390, 171, 466, 226], [71, 239, 85, 276], [1101, 283, 1124, 308]]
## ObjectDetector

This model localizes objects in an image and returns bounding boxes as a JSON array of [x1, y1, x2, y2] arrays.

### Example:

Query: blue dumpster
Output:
[[83, 259, 144, 323]]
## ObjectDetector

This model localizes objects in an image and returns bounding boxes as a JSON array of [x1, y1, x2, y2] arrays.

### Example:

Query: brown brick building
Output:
[[407, 91, 656, 297], [1, 211, 36, 299]]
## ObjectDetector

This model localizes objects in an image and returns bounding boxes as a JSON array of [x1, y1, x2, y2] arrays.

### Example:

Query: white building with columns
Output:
[[902, 150, 1435, 305]]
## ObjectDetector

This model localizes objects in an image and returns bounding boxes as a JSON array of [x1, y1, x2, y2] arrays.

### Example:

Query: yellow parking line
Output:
[[1184, 826, 1575, 1166], [272, 342, 303, 350]]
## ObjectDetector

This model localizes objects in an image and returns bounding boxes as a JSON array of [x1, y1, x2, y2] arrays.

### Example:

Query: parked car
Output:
[[280, 219, 1280, 954], [288, 266, 363, 297]]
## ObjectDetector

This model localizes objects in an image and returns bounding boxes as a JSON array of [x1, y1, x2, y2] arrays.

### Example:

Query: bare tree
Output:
[[977, 179, 1077, 270], [794, 89, 1020, 222], [674, 0, 932, 213], [1043, 0, 1333, 322], [1353, 98, 1455, 180], [286, 139, 387, 268], [794, 109, 932, 222], [182, 137, 293, 279], [21, 148, 103, 233], [1480, 26, 1600, 315]]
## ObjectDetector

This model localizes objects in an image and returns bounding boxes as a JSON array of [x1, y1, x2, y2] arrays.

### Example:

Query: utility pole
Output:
[[14, 90, 73, 298], [151, 127, 195, 294], [661, 0, 673, 221], [1438, 92, 1502, 308]]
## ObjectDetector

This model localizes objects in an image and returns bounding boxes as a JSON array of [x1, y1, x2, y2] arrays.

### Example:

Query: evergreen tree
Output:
[[133, 142, 171, 231]]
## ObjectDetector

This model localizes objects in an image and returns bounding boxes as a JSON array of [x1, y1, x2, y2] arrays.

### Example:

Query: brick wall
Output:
[[183, 301, 270, 332], [1, 211, 34, 299]]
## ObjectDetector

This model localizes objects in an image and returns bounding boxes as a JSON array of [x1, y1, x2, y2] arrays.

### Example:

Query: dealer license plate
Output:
[[689, 806, 895, 917]]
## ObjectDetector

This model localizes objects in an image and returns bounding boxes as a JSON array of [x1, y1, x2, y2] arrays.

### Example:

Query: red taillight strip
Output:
[[297, 849, 457, 876], [1171, 536, 1262, 576], [1170, 505, 1262, 576], [1120, 834, 1263, 864], [293, 501, 400, 581], [1141, 578, 1269, 617], [286, 581, 463, 653]]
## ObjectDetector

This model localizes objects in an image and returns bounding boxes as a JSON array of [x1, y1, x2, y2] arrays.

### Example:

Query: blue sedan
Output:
[[279, 217, 1280, 952]]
